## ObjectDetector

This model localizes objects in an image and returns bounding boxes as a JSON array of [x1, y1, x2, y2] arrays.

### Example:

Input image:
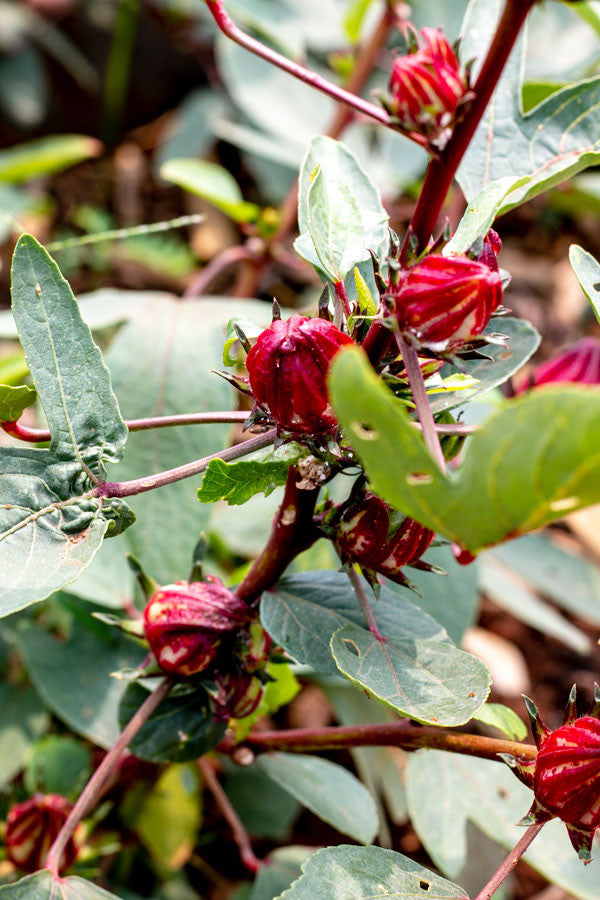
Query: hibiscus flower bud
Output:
[[335, 490, 435, 581], [504, 687, 600, 862], [389, 27, 467, 146], [392, 254, 503, 349], [212, 670, 264, 720], [520, 338, 600, 392], [245, 315, 354, 434], [6, 794, 77, 873], [476, 228, 502, 273], [144, 577, 252, 677]]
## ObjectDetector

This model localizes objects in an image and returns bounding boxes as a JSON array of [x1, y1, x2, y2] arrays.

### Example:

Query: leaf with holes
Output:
[[330, 623, 490, 727], [197, 443, 303, 506], [329, 347, 600, 552], [0, 236, 132, 613], [279, 845, 468, 900], [458, 0, 600, 211]]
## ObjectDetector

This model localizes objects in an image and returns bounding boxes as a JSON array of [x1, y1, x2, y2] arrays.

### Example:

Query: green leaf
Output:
[[224, 764, 300, 841], [478, 556, 592, 654], [330, 347, 600, 552], [486, 533, 600, 626], [104, 296, 270, 585], [18, 603, 146, 749], [458, 0, 600, 211], [331, 622, 490, 727], [0, 685, 49, 787], [131, 764, 201, 873], [569, 244, 600, 324], [0, 383, 36, 422], [443, 177, 530, 256], [11, 235, 127, 475], [160, 158, 260, 223], [0, 872, 124, 898], [249, 847, 314, 900], [429, 318, 540, 414], [223, 315, 264, 366], [279, 845, 468, 900], [24, 736, 91, 799], [260, 570, 450, 678], [294, 136, 389, 281], [405, 751, 600, 897], [234, 661, 300, 741], [119, 682, 226, 763], [0, 135, 102, 184], [198, 444, 302, 506], [0, 351, 29, 386], [473, 703, 527, 740], [344, 0, 376, 42], [255, 753, 379, 844]]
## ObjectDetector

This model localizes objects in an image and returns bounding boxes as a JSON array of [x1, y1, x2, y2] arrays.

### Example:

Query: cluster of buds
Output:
[[504, 687, 600, 862], [143, 578, 271, 721], [5, 794, 77, 874], [387, 27, 469, 149], [518, 337, 600, 392], [332, 486, 435, 587], [245, 314, 353, 435]]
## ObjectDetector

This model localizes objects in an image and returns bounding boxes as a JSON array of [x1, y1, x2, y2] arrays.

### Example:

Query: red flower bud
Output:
[[476, 228, 502, 273], [389, 28, 467, 145], [520, 338, 600, 392], [534, 716, 600, 839], [246, 315, 354, 434], [336, 491, 434, 581], [6, 794, 77, 873], [238, 622, 272, 672], [212, 670, 264, 720], [144, 577, 252, 677], [392, 254, 503, 349]]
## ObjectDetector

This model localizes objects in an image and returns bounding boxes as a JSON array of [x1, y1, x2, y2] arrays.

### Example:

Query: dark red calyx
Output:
[[6, 794, 76, 874]]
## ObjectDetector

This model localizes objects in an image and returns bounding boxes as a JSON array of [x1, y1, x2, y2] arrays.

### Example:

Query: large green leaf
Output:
[[260, 570, 450, 677], [458, 0, 600, 211], [405, 751, 600, 898], [330, 347, 600, 552], [0, 872, 122, 899], [119, 682, 226, 763], [104, 297, 270, 585], [279, 845, 468, 900], [429, 318, 540, 414], [255, 753, 379, 844], [0, 237, 131, 613], [18, 602, 145, 749], [294, 136, 389, 281], [0, 685, 49, 787], [330, 622, 489, 726], [0, 135, 102, 184], [569, 244, 600, 324]]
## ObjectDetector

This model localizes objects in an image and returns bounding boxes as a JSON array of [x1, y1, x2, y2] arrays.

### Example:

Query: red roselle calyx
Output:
[[246, 315, 354, 434], [504, 688, 600, 862], [143, 577, 252, 677], [518, 337, 600, 392], [388, 27, 468, 148], [390, 253, 503, 351], [335, 489, 435, 585], [6, 794, 77, 874], [212, 669, 264, 721], [476, 228, 502, 273]]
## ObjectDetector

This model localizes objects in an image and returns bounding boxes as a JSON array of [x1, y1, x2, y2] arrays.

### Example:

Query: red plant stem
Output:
[[237, 723, 538, 762], [205, 0, 427, 149], [95, 429, 276, 499], [334, 280, 352, 320], [396, 334, 446, 472], [235, 466, 320, 605], [184, 245, 257, 298], [474, 823, 545, 900], [197, 757, 263, 873], [400, 0, 536, 259], [1, 411, 250, 443], [45, 677, 173, 877], [347, 565, 386, 642]]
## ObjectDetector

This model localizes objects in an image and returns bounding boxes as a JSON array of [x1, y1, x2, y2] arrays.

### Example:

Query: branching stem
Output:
[[45, 677, 173, 877]]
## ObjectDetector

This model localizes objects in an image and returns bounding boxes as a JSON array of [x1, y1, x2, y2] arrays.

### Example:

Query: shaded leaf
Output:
[[250, 847, 313, 900], [255, 753, 379, 844], [0, 871, 123, 898], [132, 764, 201, 872], [160, 158, 259, 223], [24, 736, 91, 799], [569, 243, 600, 324], [0, 135, 102, 184], [0, 685, 49, 788]]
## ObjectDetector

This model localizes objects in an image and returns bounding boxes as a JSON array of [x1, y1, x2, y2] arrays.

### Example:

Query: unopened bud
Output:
[[6, 794, 77, 874]]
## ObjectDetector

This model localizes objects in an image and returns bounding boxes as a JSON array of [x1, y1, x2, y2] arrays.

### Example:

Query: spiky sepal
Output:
[[498, 752, 536, 789], [522, 695, 551, 748], [566, 825, 595, 864]]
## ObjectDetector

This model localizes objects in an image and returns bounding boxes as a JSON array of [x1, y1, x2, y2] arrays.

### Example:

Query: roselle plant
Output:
[[2, 0, 600, 898]]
